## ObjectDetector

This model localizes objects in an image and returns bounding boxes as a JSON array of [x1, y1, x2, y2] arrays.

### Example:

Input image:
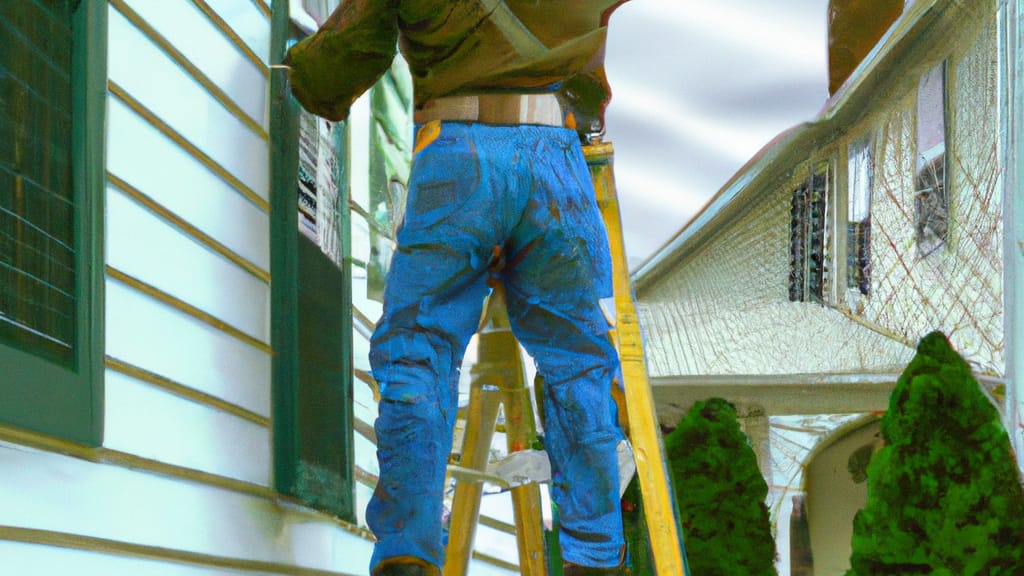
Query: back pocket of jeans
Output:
[[404, 135, 481, 230]]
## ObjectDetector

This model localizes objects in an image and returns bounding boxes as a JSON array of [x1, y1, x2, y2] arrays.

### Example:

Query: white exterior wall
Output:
[[0, 1, 517, 574], [638, 1, 1004, 382], [634, 1, 1014, 574], [846, 15, 1004, 375]]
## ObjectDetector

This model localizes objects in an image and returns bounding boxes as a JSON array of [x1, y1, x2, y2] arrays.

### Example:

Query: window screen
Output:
[[789, 164, 830, 303], [0, 0, 76, 365], [0, 0, 104, 446]]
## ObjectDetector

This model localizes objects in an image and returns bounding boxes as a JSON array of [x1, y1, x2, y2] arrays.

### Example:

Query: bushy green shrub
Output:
[[847, 331, 1024, 575], [624, 398, 776, 575]]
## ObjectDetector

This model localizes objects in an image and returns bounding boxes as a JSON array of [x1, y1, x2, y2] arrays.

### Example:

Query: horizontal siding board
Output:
[[353, 373, 378, 424], [354, 482, 373, 529], [201, 0, 271, 65], [353, 434, 377, 479], [349, 216, 372, 268], [466, 560, 520, 576], [351, 330, 371, 373], [0, 444, 369, 572], [118, 0, 267, 127], [104, 369, 271, 486], [353, 368, 375, 405], [351, 274, 383, 323], [107, 8, 268, 200], [473, 523, 520, 568], [353, 406, 376, 442], [0, 539, 259, 576], [106, 98, 270, 271], [348, 98, 371, 209], [105, 280, 271, 418], [106, 184, 270, 343]]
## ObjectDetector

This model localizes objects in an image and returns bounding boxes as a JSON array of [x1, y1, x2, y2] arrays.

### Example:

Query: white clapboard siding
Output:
[[203, 0, 272, 65], [104, 369, 271, 486], [350, 483, 517, 576], [118, 0, 268, 126], [474, 523, 520, 571], [350, 218, 372, 268], [106, 94, 270, 272], [353, 434, 378, 477], [462, 559, 521, 576], [354, 482, 374, 529], [352, 331, 372, 374], [477, 488, 520, 560], [351, 270, 384, 321], [105, 279, 272, 418], [0, 443, 371, 573], [354, 399, 378, 438], [107, 7, 269, 200], [105, 184, 271, 343], [349, 97, 372, 209], [354, 374, 379, 424], [0, 540, 260, 576]]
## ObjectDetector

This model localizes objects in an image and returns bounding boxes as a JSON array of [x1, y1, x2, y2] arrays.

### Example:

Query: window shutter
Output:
[[808, 165, 829, 301], [271, 6, 356, 517], [789, 185, 809, 302], [0, 0, 104, 445]]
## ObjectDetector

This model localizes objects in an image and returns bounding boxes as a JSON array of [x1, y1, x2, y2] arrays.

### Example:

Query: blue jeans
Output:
[[367, 122, 625, 572]]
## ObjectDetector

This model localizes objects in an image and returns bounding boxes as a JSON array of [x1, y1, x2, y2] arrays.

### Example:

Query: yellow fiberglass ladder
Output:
[[442, 141, 691, 576]]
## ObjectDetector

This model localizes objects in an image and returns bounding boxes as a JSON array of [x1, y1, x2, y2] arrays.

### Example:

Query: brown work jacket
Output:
[[286, 0, 629, 136]]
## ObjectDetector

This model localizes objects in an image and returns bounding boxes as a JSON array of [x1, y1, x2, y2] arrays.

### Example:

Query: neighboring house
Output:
[[631, 0, 1023, 574], [0, 1, 516, 574]]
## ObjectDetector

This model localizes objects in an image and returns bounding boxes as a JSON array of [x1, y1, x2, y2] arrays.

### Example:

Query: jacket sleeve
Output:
[[285, 0, 400, 121]]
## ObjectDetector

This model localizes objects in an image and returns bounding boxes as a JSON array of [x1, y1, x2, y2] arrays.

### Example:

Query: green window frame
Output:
[[0, 0, 106, 446], [270, 3, 355, 520]]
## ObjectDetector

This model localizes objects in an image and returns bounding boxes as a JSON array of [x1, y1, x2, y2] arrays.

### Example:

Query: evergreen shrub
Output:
[[625, 397, 777, 575], [847, 331, 1024, 575]]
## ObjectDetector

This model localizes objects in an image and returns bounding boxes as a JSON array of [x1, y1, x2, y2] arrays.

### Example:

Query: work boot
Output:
[[371, 556, 440, 576], [563, 561, 628, 576]]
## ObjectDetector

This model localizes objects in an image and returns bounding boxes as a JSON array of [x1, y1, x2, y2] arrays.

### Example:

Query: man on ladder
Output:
[[285, 2, 685, 575]]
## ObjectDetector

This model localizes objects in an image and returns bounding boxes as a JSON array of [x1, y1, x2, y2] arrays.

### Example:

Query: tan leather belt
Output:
[[413, 93, 566, 127]]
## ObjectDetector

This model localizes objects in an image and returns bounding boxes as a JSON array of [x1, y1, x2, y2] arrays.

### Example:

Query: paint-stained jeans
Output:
[[367, 122, 624, 572]]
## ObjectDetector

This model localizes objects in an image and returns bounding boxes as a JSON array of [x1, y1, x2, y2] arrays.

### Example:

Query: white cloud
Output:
[[612, 84, 786, 163], [603, 0, 831, 266]]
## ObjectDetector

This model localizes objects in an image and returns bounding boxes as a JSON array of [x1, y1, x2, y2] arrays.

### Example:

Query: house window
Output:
[[0, 0, 105, 445], [789, 184, 808, 302], [847, 135, 874, 295], [789, 163, 830, 303], [915, 61, 948, 259]]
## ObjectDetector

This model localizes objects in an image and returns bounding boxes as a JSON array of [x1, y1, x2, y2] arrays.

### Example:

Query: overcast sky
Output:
[[604, 0, 832, 269]]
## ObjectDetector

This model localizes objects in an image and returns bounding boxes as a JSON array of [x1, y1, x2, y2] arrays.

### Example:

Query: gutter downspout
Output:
[[1001, 0, 1024, 474]]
